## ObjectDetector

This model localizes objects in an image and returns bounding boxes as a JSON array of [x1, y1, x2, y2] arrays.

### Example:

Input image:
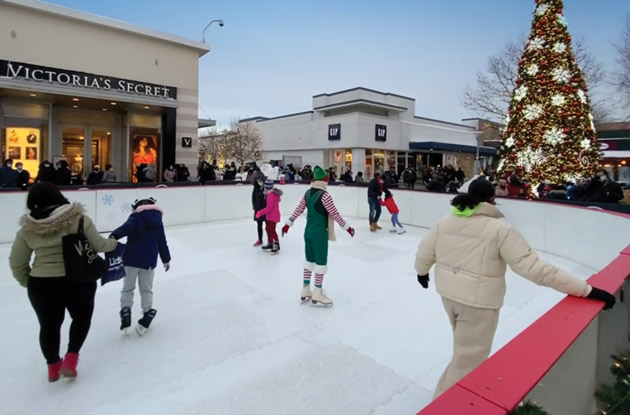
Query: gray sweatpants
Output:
[[120, 267, 155, 312]]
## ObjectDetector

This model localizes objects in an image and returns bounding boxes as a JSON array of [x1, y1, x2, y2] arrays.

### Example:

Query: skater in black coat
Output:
[[251, 171, 267, 247]]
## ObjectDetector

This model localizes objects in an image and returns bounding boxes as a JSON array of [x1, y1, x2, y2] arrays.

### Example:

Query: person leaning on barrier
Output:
[[414, 177, 616, 400]]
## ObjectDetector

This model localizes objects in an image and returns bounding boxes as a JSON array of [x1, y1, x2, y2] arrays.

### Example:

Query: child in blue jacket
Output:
[[110, 197, 171, 335]]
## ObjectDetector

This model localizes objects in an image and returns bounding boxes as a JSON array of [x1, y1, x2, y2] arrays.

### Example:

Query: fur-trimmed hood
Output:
[[132, 204, 164, 230], [20, 202, 85, 236], [270, 188, 283, 197]]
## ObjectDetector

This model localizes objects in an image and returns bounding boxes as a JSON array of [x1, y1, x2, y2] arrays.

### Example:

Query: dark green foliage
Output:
[[595, 352, 630, 415], [508, 400, 549, 415]]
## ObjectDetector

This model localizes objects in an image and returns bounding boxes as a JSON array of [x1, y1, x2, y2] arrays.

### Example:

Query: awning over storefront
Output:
[[602, 150, 630, 159], [409, 141, 498, 156]]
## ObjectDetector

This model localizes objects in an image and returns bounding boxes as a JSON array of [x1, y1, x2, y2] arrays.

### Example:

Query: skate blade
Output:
[[300, 296, 312, 304], [122, 327, 131, 336], [311, 300, 333, 307], [135, 324, 148, 336], [271, 251, 280, 255]]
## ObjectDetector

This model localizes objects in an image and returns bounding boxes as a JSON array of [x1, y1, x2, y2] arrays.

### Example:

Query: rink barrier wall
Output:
[[2, 184, 630, 414]]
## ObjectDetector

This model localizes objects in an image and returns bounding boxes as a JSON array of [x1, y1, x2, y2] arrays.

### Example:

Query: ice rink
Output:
[[0, 217, 594, 415]]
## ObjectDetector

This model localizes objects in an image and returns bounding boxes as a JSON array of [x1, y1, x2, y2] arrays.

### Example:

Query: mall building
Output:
[[0, 0, 210, 182], [243, 88, 498, 179]]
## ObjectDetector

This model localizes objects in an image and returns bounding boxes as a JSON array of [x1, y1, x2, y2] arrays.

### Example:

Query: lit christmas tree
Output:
[[497, 0, 601, 186], [595, 349, 630, 415]]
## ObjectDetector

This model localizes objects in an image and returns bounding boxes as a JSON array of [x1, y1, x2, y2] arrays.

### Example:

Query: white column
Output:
[[351, 148, 366, 177]]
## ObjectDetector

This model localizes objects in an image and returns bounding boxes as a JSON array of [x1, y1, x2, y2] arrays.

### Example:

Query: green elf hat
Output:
[[313, 166, 327, 181]]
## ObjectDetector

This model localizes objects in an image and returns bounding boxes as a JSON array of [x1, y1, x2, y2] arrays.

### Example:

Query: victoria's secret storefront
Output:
[[0, 59, 179, 182]]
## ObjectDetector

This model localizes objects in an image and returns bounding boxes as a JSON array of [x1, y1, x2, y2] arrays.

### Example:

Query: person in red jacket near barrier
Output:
[[380, 189, 405, 234]]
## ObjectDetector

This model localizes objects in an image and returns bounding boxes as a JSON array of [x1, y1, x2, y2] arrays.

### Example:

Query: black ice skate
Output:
[[135, 308, 157, 336], [120, 307, 131, 336], [261, 243, 273, 251], [271, 242, 280, 255]]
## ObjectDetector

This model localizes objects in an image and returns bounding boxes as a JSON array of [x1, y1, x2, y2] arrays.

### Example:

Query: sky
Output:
[[46, 0, 630, 128]]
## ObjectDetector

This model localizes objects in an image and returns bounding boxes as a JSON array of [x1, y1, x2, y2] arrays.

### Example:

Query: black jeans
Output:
[[27, 277, 97, 364], [256, 218, 264, 241]]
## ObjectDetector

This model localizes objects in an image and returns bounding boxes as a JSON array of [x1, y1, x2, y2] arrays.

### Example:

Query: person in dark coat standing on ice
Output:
[[110, 197, 171, 336]]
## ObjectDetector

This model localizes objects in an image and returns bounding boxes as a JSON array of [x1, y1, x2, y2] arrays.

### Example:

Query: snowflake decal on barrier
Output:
[[101, 194, 115, 206], [120, 202, 132, 213]]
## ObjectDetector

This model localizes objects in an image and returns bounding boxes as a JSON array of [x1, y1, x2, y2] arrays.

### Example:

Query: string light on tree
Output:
[[497, 0, 600, 187]]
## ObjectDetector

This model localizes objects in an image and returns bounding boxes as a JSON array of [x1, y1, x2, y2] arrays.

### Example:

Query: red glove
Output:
[[282, 224, 290, 236], [347, 227, 355, 237]]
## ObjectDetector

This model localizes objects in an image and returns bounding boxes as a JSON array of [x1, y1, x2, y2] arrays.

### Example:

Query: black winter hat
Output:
[[468, 178, 496, 203]]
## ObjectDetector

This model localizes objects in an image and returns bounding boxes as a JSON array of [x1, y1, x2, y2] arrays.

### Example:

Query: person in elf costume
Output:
[[282, 166, 355, 306]]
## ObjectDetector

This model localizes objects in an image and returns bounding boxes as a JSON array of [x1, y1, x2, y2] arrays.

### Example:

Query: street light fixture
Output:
[[202, 19, 224, 43]]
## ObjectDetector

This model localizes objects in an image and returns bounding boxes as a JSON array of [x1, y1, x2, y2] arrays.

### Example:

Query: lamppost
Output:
[[201, 19, 224, 43]]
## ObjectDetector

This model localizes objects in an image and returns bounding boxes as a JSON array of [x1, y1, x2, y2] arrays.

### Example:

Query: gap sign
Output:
[[328, 124, 341, 140], [375, 124, 387, 141]]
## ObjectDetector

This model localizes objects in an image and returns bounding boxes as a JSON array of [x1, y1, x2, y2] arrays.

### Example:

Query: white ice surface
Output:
[[0, 218, 595, 415]]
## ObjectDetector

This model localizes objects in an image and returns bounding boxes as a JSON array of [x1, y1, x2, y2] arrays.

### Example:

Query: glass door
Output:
[[91, 129, 111, 171], [62, 126, 87, 183]]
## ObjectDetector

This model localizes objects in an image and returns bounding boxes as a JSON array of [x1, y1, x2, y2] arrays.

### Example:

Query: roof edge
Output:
[[313, 87, 415, 101], [2, 0, 211, 56]]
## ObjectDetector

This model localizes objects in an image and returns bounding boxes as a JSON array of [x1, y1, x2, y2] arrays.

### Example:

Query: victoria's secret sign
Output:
[[0, 59, 177, 100]]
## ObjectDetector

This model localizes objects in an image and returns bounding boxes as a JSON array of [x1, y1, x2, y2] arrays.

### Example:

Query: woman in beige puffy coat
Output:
[[9, 182, 117, 382], [415, 178, 615, 399]]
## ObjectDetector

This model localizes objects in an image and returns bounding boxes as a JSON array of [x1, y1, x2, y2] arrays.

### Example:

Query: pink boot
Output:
[[59, 353, 79, 378], [253, 240, 262, 247], [48, 359, 63, 382]]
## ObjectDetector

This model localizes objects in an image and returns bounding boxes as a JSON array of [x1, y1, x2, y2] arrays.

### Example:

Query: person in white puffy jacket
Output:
[[414, 177, 616, 399]]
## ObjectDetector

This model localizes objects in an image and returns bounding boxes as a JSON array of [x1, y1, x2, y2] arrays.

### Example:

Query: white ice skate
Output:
[[300, 285, 313, 304], [122, 327, 131, 337], [135, 309, 157, 337], [397, 228, 406, 235], [311, 288, 333, 306]]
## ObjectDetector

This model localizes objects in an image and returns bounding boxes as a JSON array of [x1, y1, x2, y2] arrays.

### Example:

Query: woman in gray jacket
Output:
[[415, 178, 615, 399]]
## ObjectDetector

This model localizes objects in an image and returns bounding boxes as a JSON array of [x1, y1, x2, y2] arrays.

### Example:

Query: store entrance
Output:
[[61, 126, 111, 183]]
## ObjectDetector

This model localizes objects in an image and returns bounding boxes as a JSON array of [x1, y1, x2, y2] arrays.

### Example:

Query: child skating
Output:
[[282, 166, 355, 306], [110, 197, 171, 336], [256, 180, 283, 254], [381, 189, 405, 234]]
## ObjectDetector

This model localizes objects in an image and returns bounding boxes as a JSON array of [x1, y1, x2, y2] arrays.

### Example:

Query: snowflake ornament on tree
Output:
[[552, 42, 567, 53], [528, 37, 546, 51], [552, 67, 571, 83], [514, 86, 528, 102], [535, 4, 549, 16], [526, 64, 539, 76], [551, 94, 566, 106], [543, 128, 565, 146], [497, 0, 600, 187], [524, 104, 544, 120]]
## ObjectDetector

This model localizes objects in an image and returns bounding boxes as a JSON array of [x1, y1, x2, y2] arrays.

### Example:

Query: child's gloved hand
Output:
[[282, 225, 290, 236], [347, 227, 355, 237], [164, 262, 170, 272]]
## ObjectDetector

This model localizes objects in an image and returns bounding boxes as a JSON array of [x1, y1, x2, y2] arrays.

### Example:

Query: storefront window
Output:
[[345, 149, 352, 170], [373, 150, 385, 176], [130, 128, 160, 182]]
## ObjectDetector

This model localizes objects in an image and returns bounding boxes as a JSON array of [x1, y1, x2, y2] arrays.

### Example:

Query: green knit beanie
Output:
[[313, 166, 327, 181]]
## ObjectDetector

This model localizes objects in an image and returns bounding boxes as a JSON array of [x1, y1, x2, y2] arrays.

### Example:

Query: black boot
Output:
[[136, 309, 157, 336], [261, 243, 273, 251], [120, 307, 131, 330], [271, 241, 280, 255]]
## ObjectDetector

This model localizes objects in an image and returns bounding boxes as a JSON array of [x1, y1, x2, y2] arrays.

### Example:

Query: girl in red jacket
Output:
[[381, 189, 405, 234], [255, 180, 283, 254]]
